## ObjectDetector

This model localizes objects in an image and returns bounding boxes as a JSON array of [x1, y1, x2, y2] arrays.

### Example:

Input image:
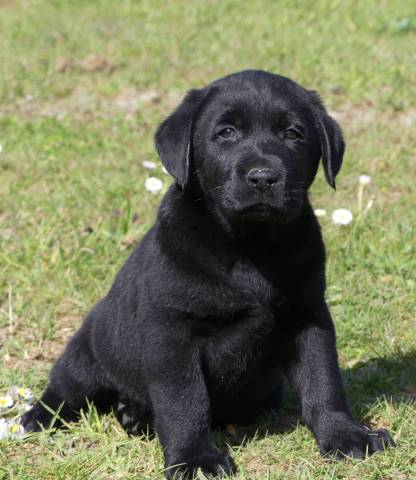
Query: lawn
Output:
[[0, 0, 415, 478]]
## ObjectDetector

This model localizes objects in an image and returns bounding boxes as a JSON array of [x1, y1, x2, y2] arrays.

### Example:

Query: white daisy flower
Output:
[[314, 209, 327, 217], [17, 387, 33, 402], [0, 394, 14, 409], [8, 386, 32, 401], [332, 208, 353, 225], [142, 160, 157, 170], [9, 421, 24, 437], [0, 419, 24, 439], [358, 175, 372, 185], [145, 177, 163, 194]]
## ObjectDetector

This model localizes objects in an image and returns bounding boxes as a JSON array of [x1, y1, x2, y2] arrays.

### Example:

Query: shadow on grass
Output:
[[342, 350, 416, 416], [217, 350, 416, 448]]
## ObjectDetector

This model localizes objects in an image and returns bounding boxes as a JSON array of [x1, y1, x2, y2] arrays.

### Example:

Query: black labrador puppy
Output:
[[22, 70, 394, 478]]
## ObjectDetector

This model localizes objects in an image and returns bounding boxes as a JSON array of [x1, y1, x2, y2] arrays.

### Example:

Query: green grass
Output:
[[1, 0, 415, 478]]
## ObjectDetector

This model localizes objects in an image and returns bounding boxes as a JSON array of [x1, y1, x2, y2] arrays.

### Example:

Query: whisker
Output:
[[193, 184, 228, 203], [206, 184, 227, 194]]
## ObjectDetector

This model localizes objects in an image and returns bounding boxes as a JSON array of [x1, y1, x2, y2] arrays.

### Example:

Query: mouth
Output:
[[238, 203, 282, 222]]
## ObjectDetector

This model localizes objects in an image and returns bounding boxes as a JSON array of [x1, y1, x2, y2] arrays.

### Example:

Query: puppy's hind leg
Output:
[[21, 320, 114, 432]]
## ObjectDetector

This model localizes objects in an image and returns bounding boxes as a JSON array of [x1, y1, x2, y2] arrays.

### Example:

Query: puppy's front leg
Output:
[[284, 302, 394, 459], [143, 320, 235, 479]]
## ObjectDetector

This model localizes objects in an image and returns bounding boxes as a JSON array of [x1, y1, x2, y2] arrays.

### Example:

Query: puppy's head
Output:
[[156, 70, 344, 223]]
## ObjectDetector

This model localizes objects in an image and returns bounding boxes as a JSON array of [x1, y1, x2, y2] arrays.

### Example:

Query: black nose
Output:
[[247, 168, 279, 192]]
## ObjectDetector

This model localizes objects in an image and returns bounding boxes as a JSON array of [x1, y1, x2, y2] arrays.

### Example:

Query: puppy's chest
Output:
[[226, 255, 290, 308], [199, 305, 283, 399], [198, 260, 299, 387]]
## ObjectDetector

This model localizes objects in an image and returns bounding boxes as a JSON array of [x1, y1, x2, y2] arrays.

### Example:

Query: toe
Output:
[[368, 429, 395, 453], [348, 446, 366, 460], [20, 410, 42, 432]]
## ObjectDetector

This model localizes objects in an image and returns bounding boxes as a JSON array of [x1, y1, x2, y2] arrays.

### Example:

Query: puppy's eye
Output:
[[284, 128, 302, 140], [217, 127, 236, 139]]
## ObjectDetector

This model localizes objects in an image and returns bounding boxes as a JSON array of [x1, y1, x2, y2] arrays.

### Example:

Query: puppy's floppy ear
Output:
[[155, 88, 206, 190], [309, 91, 345, 189]]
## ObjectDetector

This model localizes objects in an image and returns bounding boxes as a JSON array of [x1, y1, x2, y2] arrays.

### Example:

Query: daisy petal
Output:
[[0, 419, 9, 439], [142, 160, 157, 170]]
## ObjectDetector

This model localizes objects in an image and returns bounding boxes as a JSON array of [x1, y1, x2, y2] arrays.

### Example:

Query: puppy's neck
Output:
[[189, 188, 312, 247], [228, 209, 311, 246]]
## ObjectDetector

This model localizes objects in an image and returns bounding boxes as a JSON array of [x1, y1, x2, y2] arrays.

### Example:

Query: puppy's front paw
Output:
[[316, 413, 395, 460], [166, 452, 236, 479], [20, 402, 53, 432]]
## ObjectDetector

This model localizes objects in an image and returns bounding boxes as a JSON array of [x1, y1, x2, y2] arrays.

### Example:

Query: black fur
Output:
[[22, 70, 394, 479]]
